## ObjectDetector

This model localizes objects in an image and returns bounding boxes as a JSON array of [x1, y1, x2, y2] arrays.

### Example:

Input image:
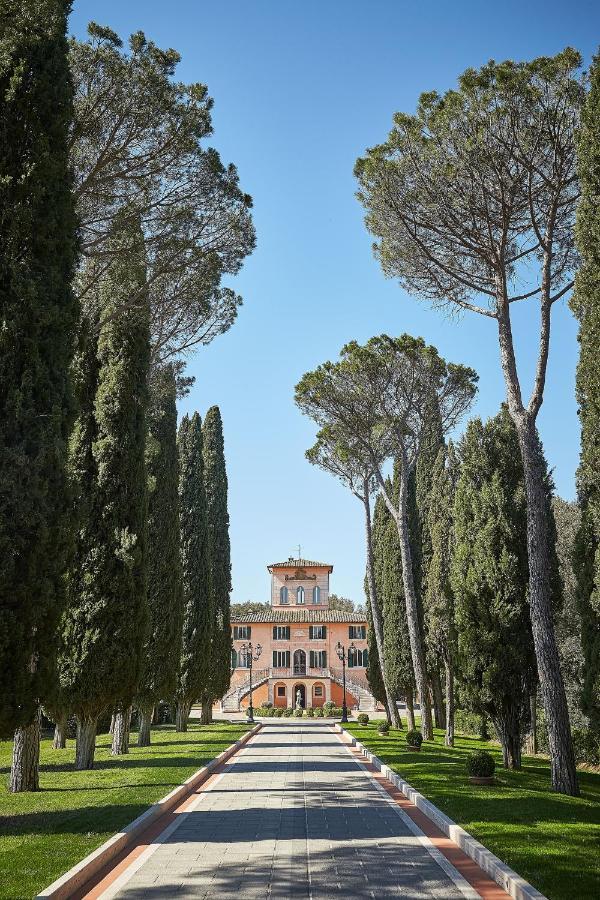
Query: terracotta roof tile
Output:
[[267, 557, 333, 571], [230, 608, 366, 624]]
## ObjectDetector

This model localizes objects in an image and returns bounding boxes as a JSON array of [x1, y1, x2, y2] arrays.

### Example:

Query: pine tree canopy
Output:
[[0, 0, 78, 737]]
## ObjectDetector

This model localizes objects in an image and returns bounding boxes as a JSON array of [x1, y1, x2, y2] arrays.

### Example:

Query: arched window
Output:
[[296, 586, 305, 605], [230, 648, 238, 670], [312, 585, 321, 604], [280, 586, 288, 604]]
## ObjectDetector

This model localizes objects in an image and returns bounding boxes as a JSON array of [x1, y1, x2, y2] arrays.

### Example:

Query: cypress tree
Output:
[[425, 443, 459, 745], [60, 224, 150, 769], [452, 408, 534, 769], [365, 594, 386, 709], [176, 412, 212, 731], [571, 53, 600, 734], [201, 407, 232, 722], [136, 365, 184, 745], [0, 0, 78, 790]]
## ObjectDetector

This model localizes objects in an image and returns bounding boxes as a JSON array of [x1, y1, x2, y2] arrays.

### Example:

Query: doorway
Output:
[[293, 683, 306, 708], [293, 649, 306, 675]]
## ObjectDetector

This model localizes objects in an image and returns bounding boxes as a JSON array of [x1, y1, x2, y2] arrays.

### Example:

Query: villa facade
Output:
[[221, 557, 377, 712]]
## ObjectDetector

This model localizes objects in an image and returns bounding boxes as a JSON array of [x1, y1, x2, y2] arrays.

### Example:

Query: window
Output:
[[349, 625, 366, 640], [233, 625, 251, 640], [348, 647, 368, 668], [230, 649, 238, 669], [312, 585, 321, 604], [309, 625, 326, 640], [272, 650, 290, 668], [296, 586, 305, 604], [277, 685, 286, 697], [309, 650, 327, 668], [280, 586, 288, 604], [238, 649, 251, 668], [314, 685, 323, 697], [273, 625, 290, 640]]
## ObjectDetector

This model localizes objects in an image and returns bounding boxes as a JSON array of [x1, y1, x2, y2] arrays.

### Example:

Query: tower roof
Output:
[[268, 557, 333, 573]]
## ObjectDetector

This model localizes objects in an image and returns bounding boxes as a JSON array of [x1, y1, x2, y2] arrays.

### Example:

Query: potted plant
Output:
[[377, 720, 390, 736], [466, 750, 496, 784], [357, 713, 370, 726], [405, 729, 424, 750]]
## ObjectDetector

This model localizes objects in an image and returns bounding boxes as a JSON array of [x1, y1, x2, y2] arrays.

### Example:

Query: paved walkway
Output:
[[100, 722, 498, 899]]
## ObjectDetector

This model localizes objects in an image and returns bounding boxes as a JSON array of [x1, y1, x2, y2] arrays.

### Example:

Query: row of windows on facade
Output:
[[279, 585, 321, 604], [230, 647, 369, 669], [232, 625, 367, 641]]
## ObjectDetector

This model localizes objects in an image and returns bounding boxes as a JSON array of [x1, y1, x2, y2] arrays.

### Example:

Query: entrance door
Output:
[[293, 649, 306, 675], [293, 683, 306, 708]]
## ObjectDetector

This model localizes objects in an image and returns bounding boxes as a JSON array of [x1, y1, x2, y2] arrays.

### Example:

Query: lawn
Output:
[[345, 723, 600, 900], [0, 721, 249, 900]]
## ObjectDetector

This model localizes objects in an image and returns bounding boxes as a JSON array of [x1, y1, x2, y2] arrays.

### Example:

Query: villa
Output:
[[221, 557, 377, 712]]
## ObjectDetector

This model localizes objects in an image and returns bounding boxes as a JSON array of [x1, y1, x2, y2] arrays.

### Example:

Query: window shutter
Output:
[[322, 651, 327, 667], [286, 650, 290, 667]]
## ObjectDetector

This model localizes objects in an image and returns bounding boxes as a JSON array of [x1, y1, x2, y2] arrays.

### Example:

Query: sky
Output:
[[70, 0, 600, 604]]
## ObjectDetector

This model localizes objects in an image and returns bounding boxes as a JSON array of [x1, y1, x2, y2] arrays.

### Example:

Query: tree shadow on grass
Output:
[[0, 803, 149, 837]]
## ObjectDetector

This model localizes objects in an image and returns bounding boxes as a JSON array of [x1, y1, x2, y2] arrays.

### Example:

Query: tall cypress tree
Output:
[[0, 0, 78, 790], [571, 53, 600, 734], [176, 412, 212, 731], [136, 365, 184, 745], [60, 224, 150, 769], [452, 408, 534, 769], [201, 407, 232, 722], [425, 443, 459, 745]]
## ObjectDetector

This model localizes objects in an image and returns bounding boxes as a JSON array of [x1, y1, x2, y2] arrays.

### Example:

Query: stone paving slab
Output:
[[105, 722, 478, 899]]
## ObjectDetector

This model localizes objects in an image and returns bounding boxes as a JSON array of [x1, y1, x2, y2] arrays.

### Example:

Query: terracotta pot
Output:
[[469, 775, 494, 785]]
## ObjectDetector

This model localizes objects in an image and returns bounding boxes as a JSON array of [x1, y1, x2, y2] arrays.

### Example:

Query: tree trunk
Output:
[[518, 419, 578, 793], [363, 490, 401, 729], [526, 689, 538, 756], [137, 704, 153, 747], [200, 699, 212, 725], [495, 707, 522, 770], [388, 452, 433, 739], [479, 715, 490, 742], [405, 687, 416, 731], [431, 668, 446, 730], [10, 711, 40, 792], [109, 711, 116, 735], [497, 308, 579, 795], [75, 716, 97, 770], [111, 706, 132, 755], [444, 659, 454, 747], [52, 713, 67, 750], [176, 700, 191, 732]]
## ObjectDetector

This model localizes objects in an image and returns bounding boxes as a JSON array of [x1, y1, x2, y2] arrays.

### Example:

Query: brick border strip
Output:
[[335, 725, 547, 900], [36, 723, 262, 900]]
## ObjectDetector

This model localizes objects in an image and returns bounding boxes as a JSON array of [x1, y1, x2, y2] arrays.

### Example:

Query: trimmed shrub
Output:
[[323, 700, 335, 713], [294, 707, 304, 717], [283, 707, 294, 717], [275, 707, 284, 717], [377, 721, 390, 735], [572, 728, 600, 766], [405, 729, 423, 748], [314, 707, 324, 717], [466, 750, 496, 778], [304, 707, 314, 717], [357, 713, 369, 726], [263, 701, 273, 709]]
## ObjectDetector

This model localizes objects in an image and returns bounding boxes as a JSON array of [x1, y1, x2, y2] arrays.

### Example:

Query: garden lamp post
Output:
[[335, 641, 355, 724], [240, 641, 262, 723]]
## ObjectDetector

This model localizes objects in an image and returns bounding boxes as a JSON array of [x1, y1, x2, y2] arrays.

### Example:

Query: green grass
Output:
[[0, 721, 249, 900], [345, 723, 600, 900]]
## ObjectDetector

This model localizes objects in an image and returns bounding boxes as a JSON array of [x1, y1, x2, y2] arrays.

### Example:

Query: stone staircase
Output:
[[221, 669, 270, 712], [328, 667, 377, 711]]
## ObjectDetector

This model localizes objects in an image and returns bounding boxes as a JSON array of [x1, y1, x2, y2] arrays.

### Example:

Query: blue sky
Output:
[[70, 0, 599, 604]]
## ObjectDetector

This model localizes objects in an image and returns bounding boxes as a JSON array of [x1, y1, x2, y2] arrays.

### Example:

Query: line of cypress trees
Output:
[[59, 223, 150, 769], [136, 365, 184, 745], [451, 408, 535, 769], [0, 0, 78, 791], [571, 53, 600, 735], [176, 413, 212, 730], [201, 407, 232, 723]]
